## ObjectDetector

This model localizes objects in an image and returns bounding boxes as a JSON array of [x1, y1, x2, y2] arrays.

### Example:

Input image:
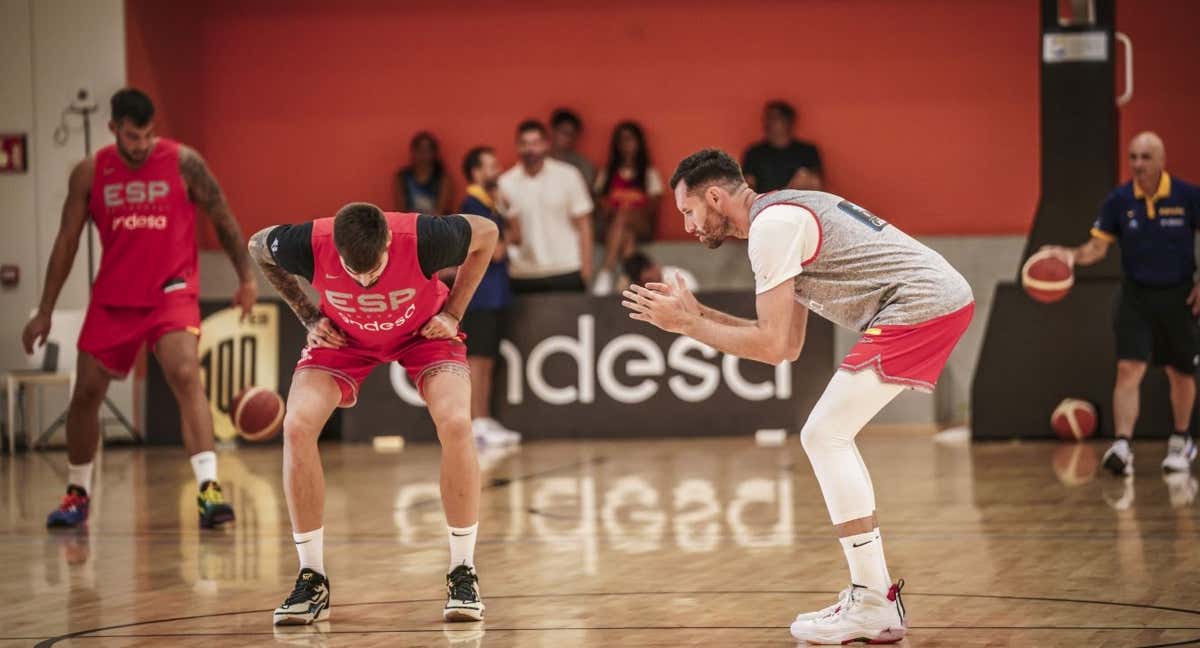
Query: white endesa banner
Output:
[[346, 292, 835, 442]]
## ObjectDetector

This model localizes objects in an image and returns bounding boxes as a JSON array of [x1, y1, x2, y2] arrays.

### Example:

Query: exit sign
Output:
[[0, 134, 28, 173]]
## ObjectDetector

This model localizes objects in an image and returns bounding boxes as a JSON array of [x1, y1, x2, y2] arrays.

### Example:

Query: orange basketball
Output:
[[1050, 398, 1097, 442], [231, 386, 285, 442], [1021, 250, 1074, 303]]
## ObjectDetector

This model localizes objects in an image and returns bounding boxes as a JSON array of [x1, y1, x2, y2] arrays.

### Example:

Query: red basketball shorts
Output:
[[294, 333, 468, 408], [77, 293, 201, 377], [840, 302, 974, 392]]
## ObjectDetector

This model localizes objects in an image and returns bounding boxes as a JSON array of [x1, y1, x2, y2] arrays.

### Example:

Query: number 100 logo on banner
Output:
[[198, 303, 280, 442]]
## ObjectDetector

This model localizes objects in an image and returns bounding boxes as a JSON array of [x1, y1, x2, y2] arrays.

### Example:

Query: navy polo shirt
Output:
[[1091, 173, 1200, 286], [459, 188, 512, 311]]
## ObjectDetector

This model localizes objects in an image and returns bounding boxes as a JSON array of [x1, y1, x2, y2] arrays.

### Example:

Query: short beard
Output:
[[118, 147, 146, 164], [699, 215, 732, 249]]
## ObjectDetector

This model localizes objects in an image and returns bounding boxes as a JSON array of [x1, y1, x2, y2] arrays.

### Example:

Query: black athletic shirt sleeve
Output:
[[266, 222, 315, 282], [417, 214, 471, 278]]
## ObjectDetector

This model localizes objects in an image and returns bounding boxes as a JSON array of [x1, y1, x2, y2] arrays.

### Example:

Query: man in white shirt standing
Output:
[[498, 120, 594, 293], [622, 149, 974, 645]]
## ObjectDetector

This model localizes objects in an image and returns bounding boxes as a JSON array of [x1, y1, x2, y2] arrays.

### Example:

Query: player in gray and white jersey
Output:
[[623, 149, 973, 644]]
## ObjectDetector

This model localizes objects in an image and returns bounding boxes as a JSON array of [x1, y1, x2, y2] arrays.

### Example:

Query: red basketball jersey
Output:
[[88, 138, 199, 307], [310, 212, 448, 349]]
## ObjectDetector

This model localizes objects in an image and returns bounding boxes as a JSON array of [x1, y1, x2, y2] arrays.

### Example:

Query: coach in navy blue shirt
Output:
[[1046, 132, 1200, 480]]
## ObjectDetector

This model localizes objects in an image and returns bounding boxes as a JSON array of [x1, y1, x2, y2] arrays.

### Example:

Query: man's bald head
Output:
[[1129, 131, 1166, 194], [1131, 131, 1165, 158]]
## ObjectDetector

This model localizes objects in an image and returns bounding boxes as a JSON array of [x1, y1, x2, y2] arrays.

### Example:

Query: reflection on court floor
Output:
[[4, 435, 1199, 647]]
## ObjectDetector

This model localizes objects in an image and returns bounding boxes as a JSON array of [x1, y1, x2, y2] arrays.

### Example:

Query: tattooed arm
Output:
[[179, 145, 257, 318], [247, 227, 346, 348]]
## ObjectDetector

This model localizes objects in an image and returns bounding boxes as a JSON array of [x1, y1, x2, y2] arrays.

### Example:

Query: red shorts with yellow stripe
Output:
[[840, 302, 974, 392], [294, 333, 468, 408], [77, 293, 201, 378]]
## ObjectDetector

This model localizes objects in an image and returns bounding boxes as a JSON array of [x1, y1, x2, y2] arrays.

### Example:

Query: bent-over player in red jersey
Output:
[[249, 203, 497, 625], [23, 88, 257, 531]]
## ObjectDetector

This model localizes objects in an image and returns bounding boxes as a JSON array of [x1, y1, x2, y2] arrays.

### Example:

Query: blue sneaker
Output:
[[46, 486, 90, 528]]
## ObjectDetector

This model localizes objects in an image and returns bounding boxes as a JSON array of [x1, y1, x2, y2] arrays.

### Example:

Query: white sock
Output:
[[67, 462, 94, 494], [190, 451, 218, 488], [294, 527, 325, 576], [840, 529, 892, 595], [448, 522, 478, 569]]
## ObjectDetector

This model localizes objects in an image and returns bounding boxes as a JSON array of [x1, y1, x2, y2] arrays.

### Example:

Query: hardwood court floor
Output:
[[2, 433, 1198, 647]]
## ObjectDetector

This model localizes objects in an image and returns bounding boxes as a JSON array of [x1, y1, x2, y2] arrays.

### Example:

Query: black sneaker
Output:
[[443, 564, 485, 621], [197, 480, 236, 529], [274, 568, 331, 626]]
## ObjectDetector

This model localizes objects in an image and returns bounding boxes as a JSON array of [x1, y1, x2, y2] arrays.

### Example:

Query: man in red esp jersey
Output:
[[23, 88, 257, 531], [249, 203, 497, 626]]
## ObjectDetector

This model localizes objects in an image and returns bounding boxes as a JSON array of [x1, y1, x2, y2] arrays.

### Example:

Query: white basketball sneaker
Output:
[[444, 564, 485, 622], [472, 417, 522, 447], [1102, 439, 1134, 477], [789, 581, 907, 645], [792, 586, 852, 624], [273, 569, 331, 626], [1162, 434, 1197, 473]]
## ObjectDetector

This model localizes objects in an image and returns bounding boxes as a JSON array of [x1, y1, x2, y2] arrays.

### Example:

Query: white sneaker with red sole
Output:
[[789, 581, 907, 645]]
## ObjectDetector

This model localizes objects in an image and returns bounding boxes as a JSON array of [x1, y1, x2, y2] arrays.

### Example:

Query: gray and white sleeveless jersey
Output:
[[749, 190, 972, 331]]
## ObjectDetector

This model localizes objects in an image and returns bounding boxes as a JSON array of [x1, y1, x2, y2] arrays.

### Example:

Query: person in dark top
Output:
[[1043, 131, 1200, 483], [741, 100, 823, 192], [396, 131, 455, 215], [248, 203, 498, 626], [457, 146, 521, 447], [549, 107, 596, 191]]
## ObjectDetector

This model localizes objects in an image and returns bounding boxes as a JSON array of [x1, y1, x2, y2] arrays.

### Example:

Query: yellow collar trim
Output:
[[466, 184, 495, 209], [1134, 172, 1171, 218]]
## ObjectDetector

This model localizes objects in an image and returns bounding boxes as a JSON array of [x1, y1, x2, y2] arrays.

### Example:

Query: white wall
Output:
[[0, 0, 127, 443], [0, 0, 39, 373]]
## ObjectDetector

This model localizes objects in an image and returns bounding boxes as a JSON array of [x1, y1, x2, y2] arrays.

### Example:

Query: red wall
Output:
[[128, 1, 1049, 243], [1116, 1, 1200, 185]]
